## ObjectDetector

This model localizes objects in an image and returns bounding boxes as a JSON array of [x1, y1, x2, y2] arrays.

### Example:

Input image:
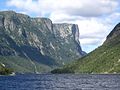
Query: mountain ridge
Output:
[[0, 11, 85, 73]]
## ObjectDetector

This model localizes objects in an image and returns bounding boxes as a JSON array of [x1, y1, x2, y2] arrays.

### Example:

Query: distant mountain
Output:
[[51, 23, 120, 74], [0, 11, 85, 73]]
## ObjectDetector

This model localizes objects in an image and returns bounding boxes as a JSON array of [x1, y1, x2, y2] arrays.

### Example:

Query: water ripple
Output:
[[0, 74, 120, 90]]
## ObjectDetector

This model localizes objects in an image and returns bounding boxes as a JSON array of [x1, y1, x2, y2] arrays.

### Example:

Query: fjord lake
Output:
[[0, 74, 120, 90]]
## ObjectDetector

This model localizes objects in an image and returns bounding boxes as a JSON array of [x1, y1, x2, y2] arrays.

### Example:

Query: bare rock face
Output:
[[104, 23, 120, 45], [52, 24, 85, 63], [0, 11, 86, 73]]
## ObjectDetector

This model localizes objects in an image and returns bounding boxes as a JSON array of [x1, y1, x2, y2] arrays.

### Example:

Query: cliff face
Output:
[[0, 11, 85, 73], [104, 23, 120, 45], [52, 23, 120, 74]]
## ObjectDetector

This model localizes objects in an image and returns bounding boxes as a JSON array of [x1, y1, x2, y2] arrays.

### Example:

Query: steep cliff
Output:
[[51, 23, 120, 74], [0, 11, 85, 73]]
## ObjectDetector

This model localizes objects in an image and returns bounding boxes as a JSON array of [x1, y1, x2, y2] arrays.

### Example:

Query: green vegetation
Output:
[[51, 24, 120, 74], [0, 63, 13, 75], [52, 44, 120, 74], [0, 68, 13, 75], [0, 56, 52, 74]]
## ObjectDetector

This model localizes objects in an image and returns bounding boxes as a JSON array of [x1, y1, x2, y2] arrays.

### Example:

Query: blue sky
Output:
[[0, 0, 120, 53]]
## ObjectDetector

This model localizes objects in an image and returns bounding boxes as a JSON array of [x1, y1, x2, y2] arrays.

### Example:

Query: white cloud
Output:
[[77, 18, 112, 46], [7, 0, 40, 15], [6, 0, 120, 52], [105, 12, 120, 24], [7, 0, 118, 17]]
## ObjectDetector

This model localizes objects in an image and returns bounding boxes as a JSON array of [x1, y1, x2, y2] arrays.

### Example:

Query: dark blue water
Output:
[[0, 74, 120, 90]]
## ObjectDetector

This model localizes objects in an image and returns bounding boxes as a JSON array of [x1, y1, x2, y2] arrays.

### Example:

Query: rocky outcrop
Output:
[[104, 23, 120, 45], [0, 11, 85, 73]]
